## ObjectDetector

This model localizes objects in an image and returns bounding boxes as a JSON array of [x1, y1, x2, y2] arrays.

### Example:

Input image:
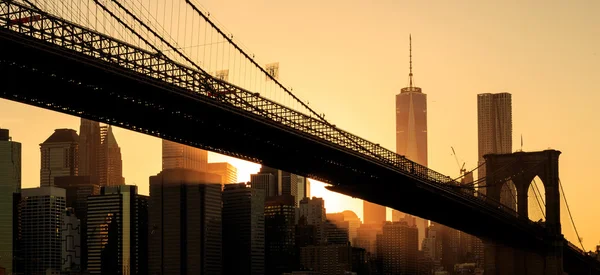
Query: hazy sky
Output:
[[1, 0, 599, 249]]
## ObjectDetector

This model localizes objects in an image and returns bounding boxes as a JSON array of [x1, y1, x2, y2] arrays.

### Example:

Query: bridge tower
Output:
[[483, 150, 563, 275]]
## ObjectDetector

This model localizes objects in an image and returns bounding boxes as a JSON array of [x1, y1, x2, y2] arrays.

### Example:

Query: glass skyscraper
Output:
[[393, 35, 428, 248]]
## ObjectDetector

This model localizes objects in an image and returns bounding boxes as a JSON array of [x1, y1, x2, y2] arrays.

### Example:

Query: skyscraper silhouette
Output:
[[79, 119, 101, 184], [162, 139, 208, 172], [99, 125, 125, 186], [477, 93, 513, 207], [394, 35, 428, 248], [40, 129, 79, 186], [0, 129, 20, 275]]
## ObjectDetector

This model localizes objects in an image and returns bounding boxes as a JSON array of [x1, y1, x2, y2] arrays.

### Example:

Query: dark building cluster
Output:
[[0, 118, 370, 275]]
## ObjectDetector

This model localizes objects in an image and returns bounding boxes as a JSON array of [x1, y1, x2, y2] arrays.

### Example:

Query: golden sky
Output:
[[1, 0, 599, 249]]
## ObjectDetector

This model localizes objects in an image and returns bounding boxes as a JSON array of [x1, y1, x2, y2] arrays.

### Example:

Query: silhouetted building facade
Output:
[[355, 222, 383, 257], [148, 169, 222, 275], [40, 129, 79, 187], [0, 129, 20, 275], [250, 172, 277, 198], [327, 211, 360, 246], [207, 162, 238, 186], [21, 187, 66, 275], [162, 140, 208, 172], [477, 93, 513, 206], [223, 183, 265, 275], [99, 126, 125, 186], [394, 36, 429, 249], [78, 119, 101, 184], [363, 201, 386, 228], [87, 185, 147, 275], [299, 244, 353, 275], [265, 195, 296, 275], [251, 166, 308, 205], [377, 221, 419, 275], [62, 208, 81, 272], [298, 197, 326, 244], [55, 175, 100, 270]]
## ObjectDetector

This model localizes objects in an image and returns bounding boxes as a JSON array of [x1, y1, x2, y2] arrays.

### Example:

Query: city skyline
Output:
[[0, 0, 599, 251]]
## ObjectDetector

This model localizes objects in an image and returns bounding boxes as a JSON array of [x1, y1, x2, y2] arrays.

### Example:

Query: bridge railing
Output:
[[0, 0, 522, 220]]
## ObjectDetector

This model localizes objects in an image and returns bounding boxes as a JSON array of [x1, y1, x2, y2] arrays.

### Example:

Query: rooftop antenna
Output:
[[409, 34, 413, 89], [521, 134, 523, 152]]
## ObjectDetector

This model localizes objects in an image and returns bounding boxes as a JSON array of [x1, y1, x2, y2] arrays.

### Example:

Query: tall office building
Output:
[[20, 187, 66, 275], [264, 195, 296, 275], [87, 185, 147, 275], [363, 201, 386, 226], [0, 129, 20, 274], [40, 129, 79, 186], [298, 197, 327, 244], [148, 169, 222, 275], [223, 183, 265, 275], [162, 140, 208, 172], [327, 211, 361, 246], [376, 221, 419, 275], [477, 93, 513, 207], [55, 175, 100, 270], [250, 172, 277, 198], [394, 35, 429, 248], [207, 162, 238, 185], [99, 126, 125, 186], [250, 166, 308, 205], [79, 119, 101, 184]]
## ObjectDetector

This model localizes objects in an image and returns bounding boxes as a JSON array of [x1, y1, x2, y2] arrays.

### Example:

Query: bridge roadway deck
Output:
[[0, 2, 584, 257], [0, 24, 547, 251]]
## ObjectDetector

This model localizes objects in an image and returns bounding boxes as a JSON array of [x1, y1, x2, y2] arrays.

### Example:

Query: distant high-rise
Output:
[[162, 140, 208, 172], [477, 93, 513, 207], [99, 126, 125, 186], [250, 166, 308, 205], [79, 119, 101, 184], [363, 201, 386, 226], [394, 35, 429, 248], [265, 195, 296, 275], [377, 221, 419, 275], [87, 185, 147, 275], [223, 183, 265, 275], [207, 162, 238, 186], [148, 169, 222, 275], [327, 211, 361, 246], [0, 129, 20, 275], [40, 129, 79, 186], [298, 197, 327, 244], [20, 187, 66, 275]]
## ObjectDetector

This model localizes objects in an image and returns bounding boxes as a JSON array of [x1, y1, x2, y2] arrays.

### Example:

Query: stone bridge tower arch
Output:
[[483, 150, 563, 275], [484, 150, 561, 234]]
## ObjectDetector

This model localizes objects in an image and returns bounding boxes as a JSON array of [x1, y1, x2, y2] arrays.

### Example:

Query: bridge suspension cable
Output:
[[531, 178, 546, 219], [559, 178, 585, 252], [107, 0, 397, 165], [2, 0, 552, 225]]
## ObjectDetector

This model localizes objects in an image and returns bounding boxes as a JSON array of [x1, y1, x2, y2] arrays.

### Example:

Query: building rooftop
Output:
[[0, 128, 9, 141], [42, 128, 78, 144]]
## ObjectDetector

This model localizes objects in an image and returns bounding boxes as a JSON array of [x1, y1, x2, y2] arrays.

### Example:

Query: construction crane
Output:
[[451, 146, 466, 176]]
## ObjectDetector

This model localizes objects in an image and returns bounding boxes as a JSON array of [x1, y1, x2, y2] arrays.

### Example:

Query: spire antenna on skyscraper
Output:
[[409, 34, 413, 89]]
